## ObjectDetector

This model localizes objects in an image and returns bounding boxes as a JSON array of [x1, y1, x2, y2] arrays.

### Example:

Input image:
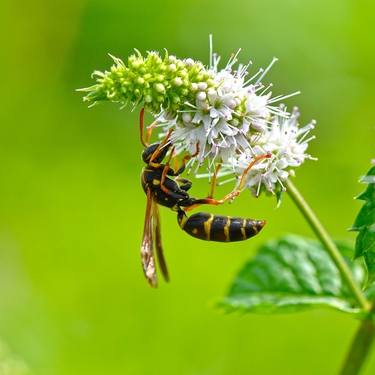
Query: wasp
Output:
[[139, 109, 268, 288]]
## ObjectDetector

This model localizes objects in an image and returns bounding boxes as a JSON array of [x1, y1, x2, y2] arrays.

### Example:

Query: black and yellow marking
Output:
[[177, 210, 266, 242]]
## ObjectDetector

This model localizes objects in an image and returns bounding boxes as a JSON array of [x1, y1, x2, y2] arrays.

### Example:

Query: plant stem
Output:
[[285, 179, 370, 311], [286, 180, 375, 374], [339, 301, 375, 375], [286, 179, 375, 375]]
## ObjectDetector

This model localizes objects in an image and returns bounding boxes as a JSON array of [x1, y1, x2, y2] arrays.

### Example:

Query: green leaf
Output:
[[218, 234, 375, 317], [350, 166, 375, 288]]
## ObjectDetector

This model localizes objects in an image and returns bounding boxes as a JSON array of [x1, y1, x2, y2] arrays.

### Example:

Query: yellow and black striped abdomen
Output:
[[177, 211, 266, 242]]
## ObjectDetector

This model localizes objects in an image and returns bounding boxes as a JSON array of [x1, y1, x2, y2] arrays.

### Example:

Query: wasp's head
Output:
[[142, 142, 169, 164]]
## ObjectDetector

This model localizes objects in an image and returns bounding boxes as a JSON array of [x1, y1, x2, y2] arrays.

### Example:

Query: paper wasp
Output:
[[139, 109, 268, 288]]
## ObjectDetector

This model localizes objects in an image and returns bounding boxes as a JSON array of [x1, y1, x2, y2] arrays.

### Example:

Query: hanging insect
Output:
[[139, 109, 268, 288]]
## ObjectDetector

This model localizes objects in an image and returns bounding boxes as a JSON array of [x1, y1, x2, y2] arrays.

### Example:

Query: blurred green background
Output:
[[1, 0, 375, 374]]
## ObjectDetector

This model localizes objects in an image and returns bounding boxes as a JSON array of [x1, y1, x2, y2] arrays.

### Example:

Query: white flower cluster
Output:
[[216, 108, 317, 196], [153, 39, 315, 197]]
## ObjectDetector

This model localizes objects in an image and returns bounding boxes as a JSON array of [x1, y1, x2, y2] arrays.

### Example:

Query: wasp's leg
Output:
[[154, 161, 192, 204], [159, 176, 191, 202], [174, 142, 200, 175], [207, 162, 222, 199], [183, 191, 241, 211], [148, 130, 174, 168], [140, 107, 161, 147], [185, 153, 272, 211], [236, 153, 272, 191], [176, 177, 193, 192], [158, 147, 178, 197]]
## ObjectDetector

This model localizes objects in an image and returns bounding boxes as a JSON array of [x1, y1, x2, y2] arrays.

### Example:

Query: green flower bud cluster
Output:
[[79, 50, 215, 115]]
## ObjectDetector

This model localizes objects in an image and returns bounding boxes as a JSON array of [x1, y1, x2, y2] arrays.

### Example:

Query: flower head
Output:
[[214, 108, 317, 197], [79, 36, 316, 201], [154, 41, 300, 177]]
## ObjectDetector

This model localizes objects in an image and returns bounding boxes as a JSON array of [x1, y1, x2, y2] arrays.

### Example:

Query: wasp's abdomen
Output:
[[177, 211, 266, 242]]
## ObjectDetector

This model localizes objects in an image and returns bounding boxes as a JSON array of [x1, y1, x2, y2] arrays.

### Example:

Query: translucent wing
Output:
[[153, 201, 169, 283], [141, 188, 169, 288], [141, 188, 158, 288]]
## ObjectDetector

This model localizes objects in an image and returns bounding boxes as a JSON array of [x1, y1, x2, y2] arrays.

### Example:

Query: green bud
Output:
[[154, 83, 165, 93], [78, 50, 214, 117]]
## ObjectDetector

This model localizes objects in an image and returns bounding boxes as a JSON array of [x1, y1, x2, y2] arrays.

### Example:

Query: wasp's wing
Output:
[[153, 202, 169, 283], [141, 189, 158, 288]]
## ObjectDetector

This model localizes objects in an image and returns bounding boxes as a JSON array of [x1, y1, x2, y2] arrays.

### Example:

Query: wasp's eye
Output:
[[142, 143, 163, 164]]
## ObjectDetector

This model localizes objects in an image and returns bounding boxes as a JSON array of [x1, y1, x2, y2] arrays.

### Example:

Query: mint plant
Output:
[[78, 37, 375, 375]]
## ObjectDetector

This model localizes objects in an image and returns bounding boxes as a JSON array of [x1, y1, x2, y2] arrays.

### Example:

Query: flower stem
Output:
[[285, 179, 370, 311], [286, 180, 375, 374], [338, 300, 375, 375]]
